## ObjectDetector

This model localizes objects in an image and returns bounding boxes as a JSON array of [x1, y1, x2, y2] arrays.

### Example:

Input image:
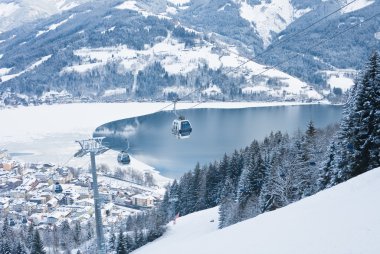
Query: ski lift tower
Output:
[[74, 137, 108, 254]]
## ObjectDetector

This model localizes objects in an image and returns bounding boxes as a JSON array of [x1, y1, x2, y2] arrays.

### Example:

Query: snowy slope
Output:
[[0, 0, 92, 33], [60, 34, 322, 100], [235, 0, 312, 47], [340, 0, 375, 14], [133, 167, 380, 254]]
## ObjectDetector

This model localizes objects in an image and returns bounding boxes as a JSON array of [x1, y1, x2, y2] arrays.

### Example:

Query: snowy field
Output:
[[0, 101, 327, 181], [133, 167, 380, 254]]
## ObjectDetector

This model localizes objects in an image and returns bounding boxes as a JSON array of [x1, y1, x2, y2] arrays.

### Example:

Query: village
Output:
[[0, 148, 165, 231]]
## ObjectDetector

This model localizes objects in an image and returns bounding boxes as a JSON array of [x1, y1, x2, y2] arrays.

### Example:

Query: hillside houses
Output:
[[0, 150, 163, 230]]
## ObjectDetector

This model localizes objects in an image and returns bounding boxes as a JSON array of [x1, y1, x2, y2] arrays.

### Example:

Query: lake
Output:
[[94, 105, 343, 178]]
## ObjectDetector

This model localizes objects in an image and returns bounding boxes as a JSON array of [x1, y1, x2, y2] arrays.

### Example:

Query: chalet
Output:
[[131, 194, 154, 207], [10, 189, 27, 199], [6, 178, 22, 189], [29, 196, 47, 205]]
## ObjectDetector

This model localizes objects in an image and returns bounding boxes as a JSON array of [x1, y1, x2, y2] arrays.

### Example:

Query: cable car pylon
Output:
[[74, 137, 108, 254]]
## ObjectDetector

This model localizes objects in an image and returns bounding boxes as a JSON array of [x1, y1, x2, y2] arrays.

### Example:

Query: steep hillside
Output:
[[258, 0, 380, 88], [133, 167, 380, 254], [0, 0, 323, 103], [0, 0, 93, 33], [0, 0, 378, 104]]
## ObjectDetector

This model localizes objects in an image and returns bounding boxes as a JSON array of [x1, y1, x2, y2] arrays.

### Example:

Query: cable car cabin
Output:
[[117, 151, 131, 165], [172, 118, 192, 139]]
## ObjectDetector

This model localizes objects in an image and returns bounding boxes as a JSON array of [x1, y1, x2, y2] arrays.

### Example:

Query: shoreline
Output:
[[1, 101, 335, 182]]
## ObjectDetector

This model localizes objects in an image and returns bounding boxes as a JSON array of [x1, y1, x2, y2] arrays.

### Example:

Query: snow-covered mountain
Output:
[[0, 0, 378, 103], [133, 167, 380, 254], [0, 0, 93, 33]]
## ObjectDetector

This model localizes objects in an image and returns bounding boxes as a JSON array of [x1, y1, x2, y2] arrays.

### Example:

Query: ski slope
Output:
[[133, 167, 380, 254]]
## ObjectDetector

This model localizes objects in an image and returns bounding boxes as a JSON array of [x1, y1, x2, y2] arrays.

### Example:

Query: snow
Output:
[[36, 15, 74, 37], [162, 86, 192, 97], [101, 26, 115, 34], [102, 88, 126, 97], [115, 1, 170, 19], [218, 3, 231, 12], [166, 6, 177, 14], [322, 69, 357, 92], [0, 3, 20, 17], [61, 62, 104, 73], [0, 67, 12, 76], [237, 0, 311, 47], [167, 0, 190, 5], [40, 90, 71, 100], [341, 0, 375, 14], [56, 0, 79, 11], [375, 32, 380, 40], [328, 76, 355, 92], [133, 167, 380, 254], [115, 1, 140, 12], [0, 55, 51, 82], [63, 36, 322, 100], [202, 84, 222, 95]]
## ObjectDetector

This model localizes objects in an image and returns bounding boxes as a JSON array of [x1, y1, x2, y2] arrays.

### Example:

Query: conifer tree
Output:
[[333, 51, 380, 183], [116, 228, 127, 254], [15, 242, 27, 254], [73, 221, 82, 247], [218, 176, 237, 228], [30, 230, 46, 254], [1, 240, 12, 254]]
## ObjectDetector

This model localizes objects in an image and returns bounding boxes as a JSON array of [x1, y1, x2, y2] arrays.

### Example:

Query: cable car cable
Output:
[[178, 12, 380, 110], [218, 0, 361, 63], [153, 0, 367, 113]]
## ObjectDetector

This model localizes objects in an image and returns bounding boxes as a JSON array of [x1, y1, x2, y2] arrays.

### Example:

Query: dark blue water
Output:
[[95, 105, 342, 178]]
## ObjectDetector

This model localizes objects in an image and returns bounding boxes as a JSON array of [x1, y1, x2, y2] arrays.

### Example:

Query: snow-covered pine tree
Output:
[[73, 221, 82, 247], [334, 51, 380, 182], [116, 228, 127, 254], [318, 140, 337, 190], [30, 230, 46, 254], [218, 176, 237, 228], [216, 154, 229, 198], [177, 171, 192, 215], [259, 152, 287, 213], [0, 240, 12, 254], [25, 223, 34, 250], [205, 162, 219, 207], [236, 141, 265, 220], [14, 242, 27, 254], [109, 229, 116, 252], [228, 150, 244, 193], [350, 52, 380, 175]]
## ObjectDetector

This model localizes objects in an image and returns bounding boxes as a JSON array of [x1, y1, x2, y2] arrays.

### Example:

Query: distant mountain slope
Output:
[[0, 0, 322, 102], [0, 0, 378, 104], [133, 167, 380, 254], [0, 0, 93, 33], [258, 0, 380, 87]]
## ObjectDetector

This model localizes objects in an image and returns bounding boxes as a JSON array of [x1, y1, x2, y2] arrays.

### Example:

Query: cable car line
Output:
[[173, 11, 380, 111], [153, 0, 366, 115], [218, 0, 361, 64]]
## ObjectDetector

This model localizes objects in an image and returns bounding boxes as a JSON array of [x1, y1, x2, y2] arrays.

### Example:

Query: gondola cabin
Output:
[[172, 118, 192, 139], [117, 151, 131, 165]]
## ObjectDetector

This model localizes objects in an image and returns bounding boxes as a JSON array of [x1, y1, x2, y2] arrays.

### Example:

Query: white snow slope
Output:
[[133, 167, 380, 254], [0, 0, 91, 33], [236, 0, 312, 47]]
